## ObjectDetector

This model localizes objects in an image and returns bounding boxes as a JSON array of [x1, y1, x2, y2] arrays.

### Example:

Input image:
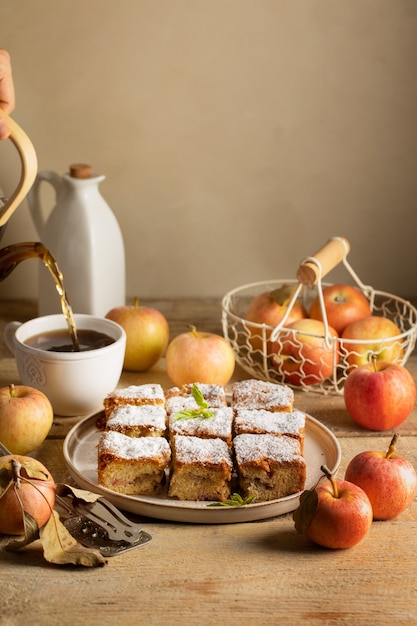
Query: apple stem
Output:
[[8, 383, 16, 397], [10, 459, 56, 517], [320, 464, 339, 498], [386, 433, 399, 459], [371, 354, 378, 372], [133, 296, 139, 308], [188, 325, 198, 337], [10, 458, 22, 488]]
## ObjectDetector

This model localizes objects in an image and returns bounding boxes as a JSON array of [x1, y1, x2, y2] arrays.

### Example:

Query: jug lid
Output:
[[69, 163, 92, 179]]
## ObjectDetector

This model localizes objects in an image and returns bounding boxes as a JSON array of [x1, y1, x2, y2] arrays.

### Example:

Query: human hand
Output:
[[0, 49, 15, 139]]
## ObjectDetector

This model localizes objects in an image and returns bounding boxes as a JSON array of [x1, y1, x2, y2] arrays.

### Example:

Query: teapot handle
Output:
[[27, 170, 64, 237], [0, 109, 38, 227]]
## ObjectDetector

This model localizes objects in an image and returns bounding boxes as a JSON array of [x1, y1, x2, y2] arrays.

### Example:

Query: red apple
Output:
[[341, 315, 404, 368], [0, 384, 54, 455], [345, 434, 417, 520], [293, 466, 373, 549], [0, 455, 56, 535], [165, 326, 235, 387], [245, 285, 307, 351], [272, 318, 339, 386], [309, 284, 371, 335], [106, 297, 169, 371], [343, 357, 416, 430]]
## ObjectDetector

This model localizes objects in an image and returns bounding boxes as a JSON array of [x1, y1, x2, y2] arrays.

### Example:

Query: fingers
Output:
[[0, 49, 16, 139]]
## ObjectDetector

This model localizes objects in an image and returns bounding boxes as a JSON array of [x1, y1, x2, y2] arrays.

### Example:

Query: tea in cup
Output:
[[4, 314, 126, 416]]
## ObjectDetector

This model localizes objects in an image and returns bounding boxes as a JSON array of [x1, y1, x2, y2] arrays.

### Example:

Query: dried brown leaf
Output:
[[40, 510, 107, 567], [270, 284, 298, 306], [293, 487, 319, 535], [56, 483, 101, 503], [4, 510, 39, 551]]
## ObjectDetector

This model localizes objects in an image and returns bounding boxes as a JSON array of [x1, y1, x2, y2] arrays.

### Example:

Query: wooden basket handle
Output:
[[296, 237, 350, 286], [0, 109, 38, 227]]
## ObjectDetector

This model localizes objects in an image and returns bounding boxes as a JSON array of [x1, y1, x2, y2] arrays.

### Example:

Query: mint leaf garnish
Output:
[[173, 384, 213, 421], [208, 493, 256, 507]]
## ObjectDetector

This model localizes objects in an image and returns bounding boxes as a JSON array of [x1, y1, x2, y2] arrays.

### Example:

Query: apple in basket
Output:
[[341, 316, 404, 368], [345, 434, 417, 520], [245, 284, 307, 352], [272, 318, 339, 386], [309, 284, 371, 335]]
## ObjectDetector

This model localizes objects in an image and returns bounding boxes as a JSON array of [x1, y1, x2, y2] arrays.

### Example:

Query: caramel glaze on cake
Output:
[[234, 433, 306, 502], [168, 435, 233, 501], [98, 430, 171, 496]]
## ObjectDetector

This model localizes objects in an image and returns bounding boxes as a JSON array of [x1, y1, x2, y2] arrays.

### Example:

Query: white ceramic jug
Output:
[[27, 164, 125, 316]]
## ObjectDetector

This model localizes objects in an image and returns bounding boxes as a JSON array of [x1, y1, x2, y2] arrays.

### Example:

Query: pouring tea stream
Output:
[[0, 109, 81, 350]]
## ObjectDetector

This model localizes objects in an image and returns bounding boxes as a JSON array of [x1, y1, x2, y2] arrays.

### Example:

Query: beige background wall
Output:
[[0, 0, 416, 304]]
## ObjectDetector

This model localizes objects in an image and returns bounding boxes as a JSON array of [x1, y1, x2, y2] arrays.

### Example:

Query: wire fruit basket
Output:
[[222, 237, 417, 394]]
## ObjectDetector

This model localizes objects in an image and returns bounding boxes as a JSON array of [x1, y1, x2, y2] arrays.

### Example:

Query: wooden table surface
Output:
[[1, 298, 416, 626]]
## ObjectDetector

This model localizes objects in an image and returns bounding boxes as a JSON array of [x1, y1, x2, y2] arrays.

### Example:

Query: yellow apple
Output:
[[165, 326, 235, 386], [0, 384, 54, 455], [106, 298, 170, 371], [341, 315, 404, 368]]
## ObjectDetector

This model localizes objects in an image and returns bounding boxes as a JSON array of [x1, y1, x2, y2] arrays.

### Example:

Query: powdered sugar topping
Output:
[[234, 433, 302, 464], [234, 408, 305, 436], [99, 430, 170, 460], [173, 435, 233, 467]]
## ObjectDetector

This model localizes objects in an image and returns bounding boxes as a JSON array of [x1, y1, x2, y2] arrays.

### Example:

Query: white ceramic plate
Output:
[[63, 413, 341, 524]]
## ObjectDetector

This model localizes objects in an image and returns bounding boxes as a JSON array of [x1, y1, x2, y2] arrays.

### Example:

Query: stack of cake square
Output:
[[232, 379, 306, 502], [165, 383, 233, 501], [98, 384, 171, 496], [97, 380, 307, 503]]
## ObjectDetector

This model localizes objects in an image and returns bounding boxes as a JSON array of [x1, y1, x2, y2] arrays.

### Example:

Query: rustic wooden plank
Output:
[[2, 436, 416, 625], [0, 299, 416, 626]]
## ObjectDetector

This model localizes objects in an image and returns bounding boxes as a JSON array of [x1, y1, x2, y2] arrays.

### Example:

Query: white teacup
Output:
[[4, 314, 126, 417]]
